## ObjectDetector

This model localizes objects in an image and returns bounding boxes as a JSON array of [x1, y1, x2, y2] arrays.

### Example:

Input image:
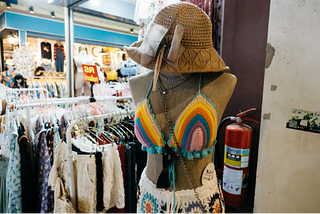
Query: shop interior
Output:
[[0, 0, 319, 213]]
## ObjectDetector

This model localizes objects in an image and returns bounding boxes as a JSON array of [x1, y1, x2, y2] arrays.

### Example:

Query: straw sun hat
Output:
[[125, 2, 229, 91]]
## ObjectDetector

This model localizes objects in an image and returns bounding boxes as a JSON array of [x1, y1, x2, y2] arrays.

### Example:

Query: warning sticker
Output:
[[224, 145, 250, 168], [223, 166, 243, 195]]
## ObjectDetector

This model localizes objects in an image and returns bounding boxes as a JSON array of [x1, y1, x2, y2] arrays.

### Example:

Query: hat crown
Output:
[[153, 2, 213, 49]]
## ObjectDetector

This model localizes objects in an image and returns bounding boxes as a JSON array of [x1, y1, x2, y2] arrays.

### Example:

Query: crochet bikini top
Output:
[[134, 74, 218, 160]]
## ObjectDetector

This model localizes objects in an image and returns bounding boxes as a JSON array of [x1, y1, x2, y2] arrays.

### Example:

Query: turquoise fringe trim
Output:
[[141, 141, 215, 160], [168, 163, 176, 213]]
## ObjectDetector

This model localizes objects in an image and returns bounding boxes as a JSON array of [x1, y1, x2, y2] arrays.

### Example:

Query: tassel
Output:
[[168, 162, 178, 213], [152, 45, 166, 92]]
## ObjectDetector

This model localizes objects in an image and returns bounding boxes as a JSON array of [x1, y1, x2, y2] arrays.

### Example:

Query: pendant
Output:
[[162, 91, 167, 95]]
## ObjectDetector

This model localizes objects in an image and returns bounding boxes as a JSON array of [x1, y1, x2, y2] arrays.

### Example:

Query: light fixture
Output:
[[47, 0, 54, 3], [51, 11, 55, 18], [130, 28, 134, 34], [29, 6, 34, 13], [98, 47, 107, 54], [6, 1, 11, 9], [7, 32, 16, 44]]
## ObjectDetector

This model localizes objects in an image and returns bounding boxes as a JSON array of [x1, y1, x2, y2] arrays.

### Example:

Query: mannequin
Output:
[[129, 69, 236, 190], [74, 45, 93, 96], [126, 2, 237, 213]]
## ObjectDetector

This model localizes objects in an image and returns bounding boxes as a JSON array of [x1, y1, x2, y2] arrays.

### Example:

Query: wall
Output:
[[254, 0, 320, 212]]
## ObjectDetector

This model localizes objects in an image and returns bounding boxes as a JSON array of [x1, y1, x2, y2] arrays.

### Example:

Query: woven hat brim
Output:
[[125, 39, 229, 74]]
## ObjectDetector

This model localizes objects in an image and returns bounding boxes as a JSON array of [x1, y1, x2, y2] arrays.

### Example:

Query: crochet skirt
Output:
[[137, 169, 225, 213]]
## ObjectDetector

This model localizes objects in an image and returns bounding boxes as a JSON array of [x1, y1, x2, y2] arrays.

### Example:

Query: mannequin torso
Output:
[[74, 51, 93, 73], [129, 69, 237, 191], [74, 50, 93, 95]]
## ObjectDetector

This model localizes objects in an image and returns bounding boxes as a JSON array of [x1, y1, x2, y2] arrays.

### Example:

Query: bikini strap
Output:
[[198, 73, 202, 94], [146, 77, 154, 98]]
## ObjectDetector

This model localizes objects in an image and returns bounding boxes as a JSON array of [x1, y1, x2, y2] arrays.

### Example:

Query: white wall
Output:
[[254, 0, 320, 212]]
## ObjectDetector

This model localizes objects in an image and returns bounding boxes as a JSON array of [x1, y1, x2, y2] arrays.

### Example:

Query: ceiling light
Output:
[[130, 28, 133, 34], [47, 0, 54, 3], [7, 32, 16, 44], [29, 6, 34, 13], [6, 1, 11, 9], [51, 11, 55, 18]]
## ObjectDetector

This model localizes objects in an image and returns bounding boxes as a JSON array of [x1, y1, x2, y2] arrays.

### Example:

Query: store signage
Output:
[[82, 64, 100, 84]]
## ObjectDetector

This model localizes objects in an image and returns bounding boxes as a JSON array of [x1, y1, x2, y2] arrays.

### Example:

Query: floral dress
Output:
[[6, 122, 23, 213], [34, 117, 54, 213]]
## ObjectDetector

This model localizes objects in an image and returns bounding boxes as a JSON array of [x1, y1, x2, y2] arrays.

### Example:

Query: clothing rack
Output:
[[5, 96, 133, 136], [0, 83, 49, 99], [25, 76, 66, 79], [66, 106, 135, 210]]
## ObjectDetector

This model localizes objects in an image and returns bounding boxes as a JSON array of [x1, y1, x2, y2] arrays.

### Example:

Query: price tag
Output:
[[82, 64, 100, 84], [201, 162, 215, 185]]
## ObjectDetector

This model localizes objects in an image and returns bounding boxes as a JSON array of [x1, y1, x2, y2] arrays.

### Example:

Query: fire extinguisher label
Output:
[[223, 166, 243, 195], [224, 145, 250, 168]]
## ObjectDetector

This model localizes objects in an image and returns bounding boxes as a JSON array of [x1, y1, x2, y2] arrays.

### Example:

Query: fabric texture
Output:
[[76, 155, 97, 213], [137, 168, 225, 213], [41, 42, 52, 59], [134, 74, 217, 160], [34, 117, 54, 213], [53, 177, 76, 213], [0, 157, 9, 213], [1, 70, 20, 87], [13, 48, 35, 77], [18, 123, 37, 212], [40, 62, 54, 72], [48, 141, 77, 198], [54, 44, 65, 72], [6, 123, 23, 213], [96, 151, 104, 211]]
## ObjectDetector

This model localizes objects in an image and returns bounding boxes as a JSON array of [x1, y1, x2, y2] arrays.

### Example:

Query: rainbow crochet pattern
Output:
[[134, 99, 165, 148], [134, 93, 217, 159], [169, 94, 217, 152]]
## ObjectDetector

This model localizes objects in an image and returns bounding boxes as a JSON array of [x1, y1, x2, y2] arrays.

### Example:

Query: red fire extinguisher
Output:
[[215, 108, 258, 207]]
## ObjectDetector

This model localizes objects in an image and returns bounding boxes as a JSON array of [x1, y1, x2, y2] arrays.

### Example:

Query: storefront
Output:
[[0, 9, 137, 96]]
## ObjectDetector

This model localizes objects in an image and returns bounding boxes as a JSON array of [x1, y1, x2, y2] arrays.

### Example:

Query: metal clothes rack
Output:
[[0, 83, 49, 100], [5, 95, 133, 136], [66, 106, 135, 210], [25, 76, 67, 79]]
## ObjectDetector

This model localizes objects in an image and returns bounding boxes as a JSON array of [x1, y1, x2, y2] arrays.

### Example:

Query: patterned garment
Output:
[[41, 42, 52, 60], [134, 74, 217, 160], [54, 44, 65, 72], [35, 117, 54, 213], [1, 71, 20, 88], [13, 48, 35, 77], [214, 0, 223, 54], [53, 121, 61, 161], [6, 123, 23, 213], [137, 169, 225, 213]]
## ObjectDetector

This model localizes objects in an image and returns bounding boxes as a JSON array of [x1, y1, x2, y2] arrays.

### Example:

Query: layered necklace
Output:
[[158, 73, 193, 95]]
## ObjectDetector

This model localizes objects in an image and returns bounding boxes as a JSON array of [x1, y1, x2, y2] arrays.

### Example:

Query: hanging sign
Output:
[[82, 64, 100, 84]]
